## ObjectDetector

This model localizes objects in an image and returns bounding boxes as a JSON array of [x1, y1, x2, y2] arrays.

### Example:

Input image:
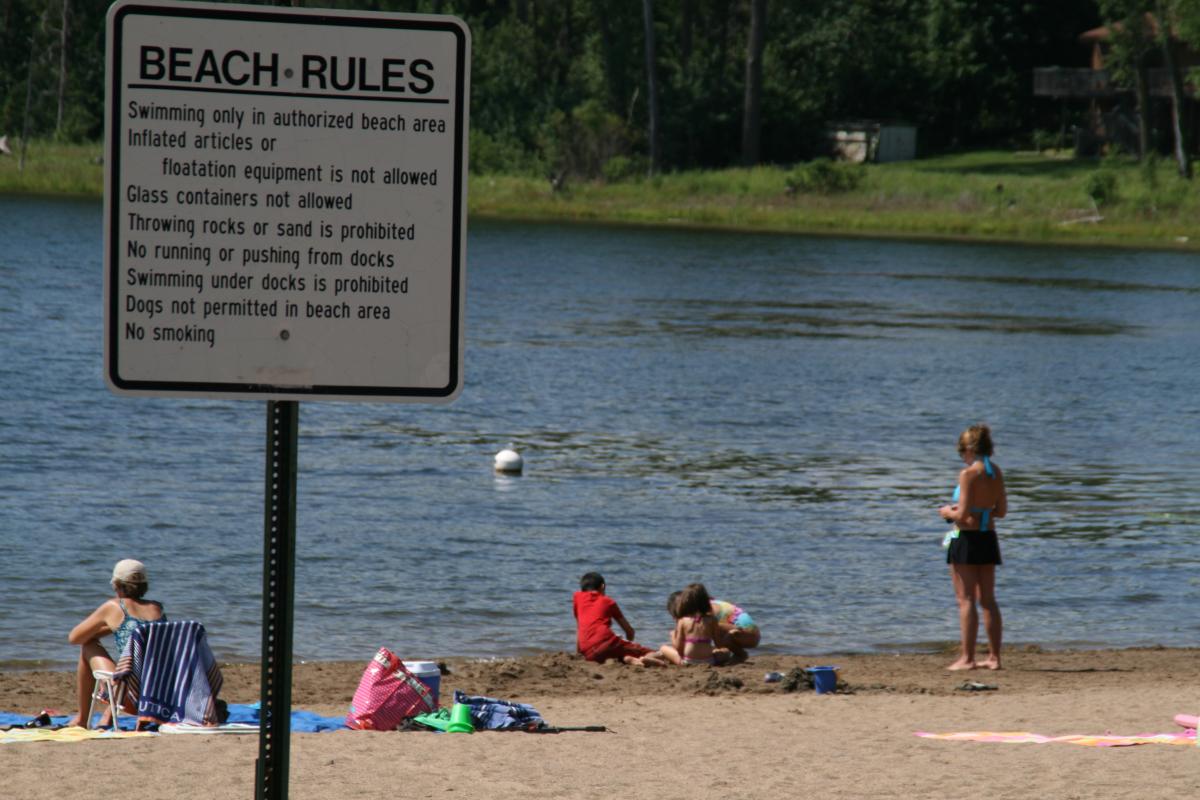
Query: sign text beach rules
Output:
[[104, 1, 469, 402]]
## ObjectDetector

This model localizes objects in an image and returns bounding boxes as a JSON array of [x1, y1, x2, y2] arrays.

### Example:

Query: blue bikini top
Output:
[[113, 598, 165, 657], [952, 455, 996, 530]]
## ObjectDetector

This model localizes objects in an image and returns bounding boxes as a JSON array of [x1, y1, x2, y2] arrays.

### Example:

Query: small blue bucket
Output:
[[807, 666, 838, 694]]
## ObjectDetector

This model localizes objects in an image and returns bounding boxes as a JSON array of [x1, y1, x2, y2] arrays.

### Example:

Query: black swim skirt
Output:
[[946, 530, 1002, 565]]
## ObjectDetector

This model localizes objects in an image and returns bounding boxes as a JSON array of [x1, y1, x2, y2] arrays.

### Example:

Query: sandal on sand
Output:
[[956, 681, 998, 691], [22, 711, 53, 728]]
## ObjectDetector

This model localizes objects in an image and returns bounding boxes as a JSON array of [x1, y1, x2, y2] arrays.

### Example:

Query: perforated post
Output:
[[257, 400, 298, 800]]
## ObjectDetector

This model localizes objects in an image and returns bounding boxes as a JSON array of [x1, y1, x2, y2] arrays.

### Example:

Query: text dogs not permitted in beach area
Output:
[[104, 0, 469, 402]]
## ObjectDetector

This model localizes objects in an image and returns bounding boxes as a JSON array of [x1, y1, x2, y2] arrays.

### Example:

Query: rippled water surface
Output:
[[2, 196, 1199, 669]]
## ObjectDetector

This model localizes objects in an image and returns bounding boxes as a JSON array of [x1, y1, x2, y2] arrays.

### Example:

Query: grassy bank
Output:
[[3, 141, 1197, 248], [472, 151, 1200, 249], [0, 140, 104, 196]]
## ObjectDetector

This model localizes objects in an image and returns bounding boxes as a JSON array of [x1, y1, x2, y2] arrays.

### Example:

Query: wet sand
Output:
[[3, 647, 1198, 799]]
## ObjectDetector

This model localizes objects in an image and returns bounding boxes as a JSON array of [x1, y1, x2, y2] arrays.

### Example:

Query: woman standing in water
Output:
[[939, 424, 1007, 671]]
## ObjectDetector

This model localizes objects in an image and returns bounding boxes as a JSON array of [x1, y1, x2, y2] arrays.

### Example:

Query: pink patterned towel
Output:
[[915, 729, 1196, 747]]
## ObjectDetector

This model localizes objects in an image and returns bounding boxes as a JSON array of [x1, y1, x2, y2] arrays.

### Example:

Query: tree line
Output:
[[5, 0, 1200, 178], [1097, 0, 1200, 177]]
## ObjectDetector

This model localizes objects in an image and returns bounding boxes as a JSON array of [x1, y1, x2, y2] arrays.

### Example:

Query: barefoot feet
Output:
[[946, 658, 976, 671]]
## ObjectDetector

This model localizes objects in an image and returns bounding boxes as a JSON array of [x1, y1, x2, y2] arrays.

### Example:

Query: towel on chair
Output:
[[114, 620, 224, 728]]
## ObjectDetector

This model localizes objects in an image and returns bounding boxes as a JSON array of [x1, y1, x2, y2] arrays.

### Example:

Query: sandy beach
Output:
[[2, 647, 1198, 799]]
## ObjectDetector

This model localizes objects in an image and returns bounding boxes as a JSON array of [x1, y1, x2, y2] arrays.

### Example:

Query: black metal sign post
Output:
[[257, 400, 299, 800]]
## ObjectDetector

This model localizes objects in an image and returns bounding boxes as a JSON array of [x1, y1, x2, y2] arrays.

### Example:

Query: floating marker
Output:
[[494, 447, 523, 474]]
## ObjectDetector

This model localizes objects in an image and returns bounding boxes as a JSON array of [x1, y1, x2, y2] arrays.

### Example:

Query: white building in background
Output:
[[827, 121, 917, 163]]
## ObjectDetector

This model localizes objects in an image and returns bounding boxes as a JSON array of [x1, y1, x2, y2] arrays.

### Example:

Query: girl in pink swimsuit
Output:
[[661, 583, 725, 666]]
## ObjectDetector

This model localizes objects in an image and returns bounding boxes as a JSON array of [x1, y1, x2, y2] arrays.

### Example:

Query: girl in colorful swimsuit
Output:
[[660, 584, 726, 666], [938, 424, 1007, 672], [710, 598, 760, 663], [65, 559, 166, 727]]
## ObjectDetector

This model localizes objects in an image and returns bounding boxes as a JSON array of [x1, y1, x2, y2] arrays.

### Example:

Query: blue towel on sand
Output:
[[0, 704, 344, 733], [227, 703, 344, 733]]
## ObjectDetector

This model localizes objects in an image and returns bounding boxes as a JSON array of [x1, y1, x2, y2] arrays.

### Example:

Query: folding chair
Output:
[[86, 668, 125, 730]]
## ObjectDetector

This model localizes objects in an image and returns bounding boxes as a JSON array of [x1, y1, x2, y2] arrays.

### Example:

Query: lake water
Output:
[[2, 195, 1199, 670]]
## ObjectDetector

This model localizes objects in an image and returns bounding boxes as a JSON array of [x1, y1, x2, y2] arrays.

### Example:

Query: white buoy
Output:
[[494, 446, 523, 475]]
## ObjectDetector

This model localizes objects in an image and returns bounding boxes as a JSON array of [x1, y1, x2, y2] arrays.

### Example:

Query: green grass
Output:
[[471, 151, 1200, 249], [4, 140, 1198, 249], [0, 140, 104, 196]]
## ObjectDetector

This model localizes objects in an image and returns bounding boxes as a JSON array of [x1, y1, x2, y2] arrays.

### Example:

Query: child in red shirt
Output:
[[573, 572, 667, 666]]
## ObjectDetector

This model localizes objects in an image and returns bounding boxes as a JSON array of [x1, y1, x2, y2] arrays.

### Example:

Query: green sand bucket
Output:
[[447, 703, 475, 733]]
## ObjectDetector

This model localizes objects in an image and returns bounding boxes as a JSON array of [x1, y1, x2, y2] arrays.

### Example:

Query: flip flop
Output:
[[21, 712, 52, 729], [1173, 713, 1198, 729]]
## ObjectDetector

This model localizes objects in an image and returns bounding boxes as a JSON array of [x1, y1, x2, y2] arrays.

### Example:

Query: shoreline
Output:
[[4, 639, 1191, 678], [12, 191, 1191, 254], [5, 645, 1198, 716], [465, 208, 1200, 253]]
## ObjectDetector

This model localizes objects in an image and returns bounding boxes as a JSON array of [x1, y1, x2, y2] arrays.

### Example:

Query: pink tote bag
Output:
[[345, 647, 437, 730]]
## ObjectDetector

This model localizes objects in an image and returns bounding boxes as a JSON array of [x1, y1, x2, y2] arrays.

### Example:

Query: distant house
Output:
[[1033, 17, 1199, 154]]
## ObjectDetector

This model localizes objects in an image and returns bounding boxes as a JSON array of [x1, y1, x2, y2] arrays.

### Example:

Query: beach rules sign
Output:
[[103, 1, 470, 402]]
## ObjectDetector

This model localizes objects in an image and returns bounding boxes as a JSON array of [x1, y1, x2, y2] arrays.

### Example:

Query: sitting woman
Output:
[[65, 559, 165, 728]]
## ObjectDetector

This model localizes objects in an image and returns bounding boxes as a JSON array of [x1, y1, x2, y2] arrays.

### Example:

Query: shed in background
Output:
[[827, 122, 917, 163]]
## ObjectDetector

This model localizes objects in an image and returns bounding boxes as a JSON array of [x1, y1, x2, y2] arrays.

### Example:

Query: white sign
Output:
[[103, 0, 469, 402]]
